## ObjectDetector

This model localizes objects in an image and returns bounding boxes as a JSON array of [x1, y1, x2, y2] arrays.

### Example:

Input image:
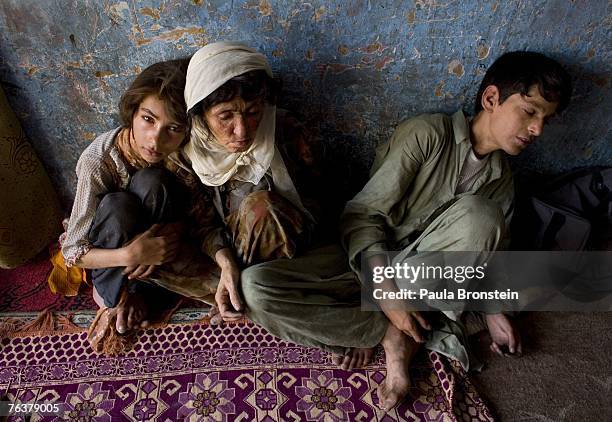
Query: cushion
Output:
[[0, 85, 61, 268]]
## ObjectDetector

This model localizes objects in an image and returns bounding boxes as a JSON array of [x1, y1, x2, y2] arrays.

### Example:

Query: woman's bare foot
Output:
[[378, 323, 419, 411], [331, 348, 375, 370]]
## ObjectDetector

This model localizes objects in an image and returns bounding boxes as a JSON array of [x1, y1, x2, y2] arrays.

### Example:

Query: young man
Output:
[[341, 51, 572, 409]]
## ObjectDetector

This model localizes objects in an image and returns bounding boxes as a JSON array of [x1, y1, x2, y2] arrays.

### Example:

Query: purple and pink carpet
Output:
[[1, 253, 494, 421]]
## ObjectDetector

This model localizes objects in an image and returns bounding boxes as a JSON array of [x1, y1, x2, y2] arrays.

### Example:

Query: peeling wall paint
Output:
[[0, 0, 610, 211]]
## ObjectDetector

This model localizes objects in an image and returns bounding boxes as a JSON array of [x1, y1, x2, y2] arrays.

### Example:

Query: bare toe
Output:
[[331, 353, 343, 366], [116, 306, 129, 334], [341, 355, 351, 371]]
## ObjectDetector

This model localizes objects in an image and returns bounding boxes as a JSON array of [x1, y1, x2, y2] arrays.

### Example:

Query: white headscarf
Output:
[[183, 41, 312, 220]]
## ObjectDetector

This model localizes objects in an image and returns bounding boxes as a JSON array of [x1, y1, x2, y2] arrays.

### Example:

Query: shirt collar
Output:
[[452, 109, 505, 181], [452, 110, 470, 145]]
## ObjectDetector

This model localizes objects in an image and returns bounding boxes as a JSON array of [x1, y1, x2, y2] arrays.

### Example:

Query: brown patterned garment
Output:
[[227, 190, 307, 265], [207, 110, 326, 266]]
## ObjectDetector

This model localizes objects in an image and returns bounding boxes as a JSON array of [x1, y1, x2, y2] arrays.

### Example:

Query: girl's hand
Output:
[[125, 224, 180, 266], [123, 264, 157, 280]]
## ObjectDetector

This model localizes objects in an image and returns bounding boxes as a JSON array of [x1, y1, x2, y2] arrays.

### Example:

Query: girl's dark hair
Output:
[[189, 70, 277, 117], [475, 51, 572, 114], [119, 58, 190, 128]]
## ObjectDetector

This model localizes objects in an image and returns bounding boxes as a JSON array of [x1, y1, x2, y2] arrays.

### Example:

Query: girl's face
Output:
[[203, 96, 264, 153], [132, 95, 186, 164]]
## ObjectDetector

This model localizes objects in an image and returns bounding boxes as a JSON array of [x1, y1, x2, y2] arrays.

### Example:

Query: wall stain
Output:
[[434, 81, 445, 97], [590, 76, 608, 87], [448, 59, 464, 77], [316, 63, 359, 76], [84, 132, 96, 141], [477, 43, 490, 60], [359, 41, 385, 54], [94, 70, 114, 78], [313, 6, 326, 22], [406, 9, 416, 24], [106, 2, 129, 24], [140, 7, 161, 20], [136, 27, 207, 46], [338, 45, 349, 55], [259, 0, 272, 17], [27, 66, 40, 76], [375, 56, 394, 71]]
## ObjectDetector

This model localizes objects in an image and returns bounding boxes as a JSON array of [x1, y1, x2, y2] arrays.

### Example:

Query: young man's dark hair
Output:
[[475, 51, 572, 114]]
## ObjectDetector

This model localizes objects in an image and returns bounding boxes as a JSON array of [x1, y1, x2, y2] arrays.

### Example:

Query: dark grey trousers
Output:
[[88, 167, 184, 308]]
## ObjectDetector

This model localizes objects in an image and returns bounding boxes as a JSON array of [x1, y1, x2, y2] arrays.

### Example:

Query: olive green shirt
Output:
[[341, 110, 514, 272]]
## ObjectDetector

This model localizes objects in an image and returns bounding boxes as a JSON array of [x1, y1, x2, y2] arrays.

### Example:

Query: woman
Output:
[[183, 42, 321, 321], [183, 43, 401, 379], [62, 59, 219, 353]]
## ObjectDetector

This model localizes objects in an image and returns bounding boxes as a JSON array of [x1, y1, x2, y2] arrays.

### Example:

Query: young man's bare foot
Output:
[[331, 348, 375, 370], [485, 313, 522, 356], [378, 323, 419, 411]]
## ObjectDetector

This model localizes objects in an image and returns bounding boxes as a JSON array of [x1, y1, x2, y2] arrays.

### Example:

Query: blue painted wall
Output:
[[0, 0, 610, 210]]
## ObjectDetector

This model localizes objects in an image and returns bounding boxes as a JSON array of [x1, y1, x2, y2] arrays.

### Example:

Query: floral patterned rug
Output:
[[0, 313, 493, 421], [0, 311, 492, 421]]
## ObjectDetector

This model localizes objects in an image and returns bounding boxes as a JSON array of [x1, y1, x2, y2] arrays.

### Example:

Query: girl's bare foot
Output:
[[93, 286, 150, 334], [116, 291, 149, 334], [378, 323, 419, 411], [331, 348, 375, 370], [93, 286, 106, 309]]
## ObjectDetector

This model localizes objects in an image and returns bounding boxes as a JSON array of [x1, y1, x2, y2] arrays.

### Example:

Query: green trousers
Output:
[[240, 195, 504, 364], [241, 244, 389, 355], [397, 195, 505, 370]]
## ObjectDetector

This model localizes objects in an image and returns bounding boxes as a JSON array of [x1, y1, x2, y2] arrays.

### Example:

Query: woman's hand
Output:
[[214, 248, 244, 321]]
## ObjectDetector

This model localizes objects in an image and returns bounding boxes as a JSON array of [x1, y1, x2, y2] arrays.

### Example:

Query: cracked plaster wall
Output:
[[0, 0, 610, 211]]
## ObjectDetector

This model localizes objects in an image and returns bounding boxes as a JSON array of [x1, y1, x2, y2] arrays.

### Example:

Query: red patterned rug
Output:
[[0, 315, 493, 421], [0, 250, 97, 312]]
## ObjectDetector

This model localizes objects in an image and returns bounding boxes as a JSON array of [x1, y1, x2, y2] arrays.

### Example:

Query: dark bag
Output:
[[513, 167, 612, 251]]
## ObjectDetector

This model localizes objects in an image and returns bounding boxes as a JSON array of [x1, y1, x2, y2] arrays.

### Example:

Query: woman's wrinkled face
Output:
[[203, 96, 265, 153], [132, 95, 186, 163]]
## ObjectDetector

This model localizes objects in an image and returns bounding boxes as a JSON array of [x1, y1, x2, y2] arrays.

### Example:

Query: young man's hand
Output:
[[214, 248, 244, 321], [485, 313, 522, 356], [382, 308, 431, 343], [368, 255, 432, 342]]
